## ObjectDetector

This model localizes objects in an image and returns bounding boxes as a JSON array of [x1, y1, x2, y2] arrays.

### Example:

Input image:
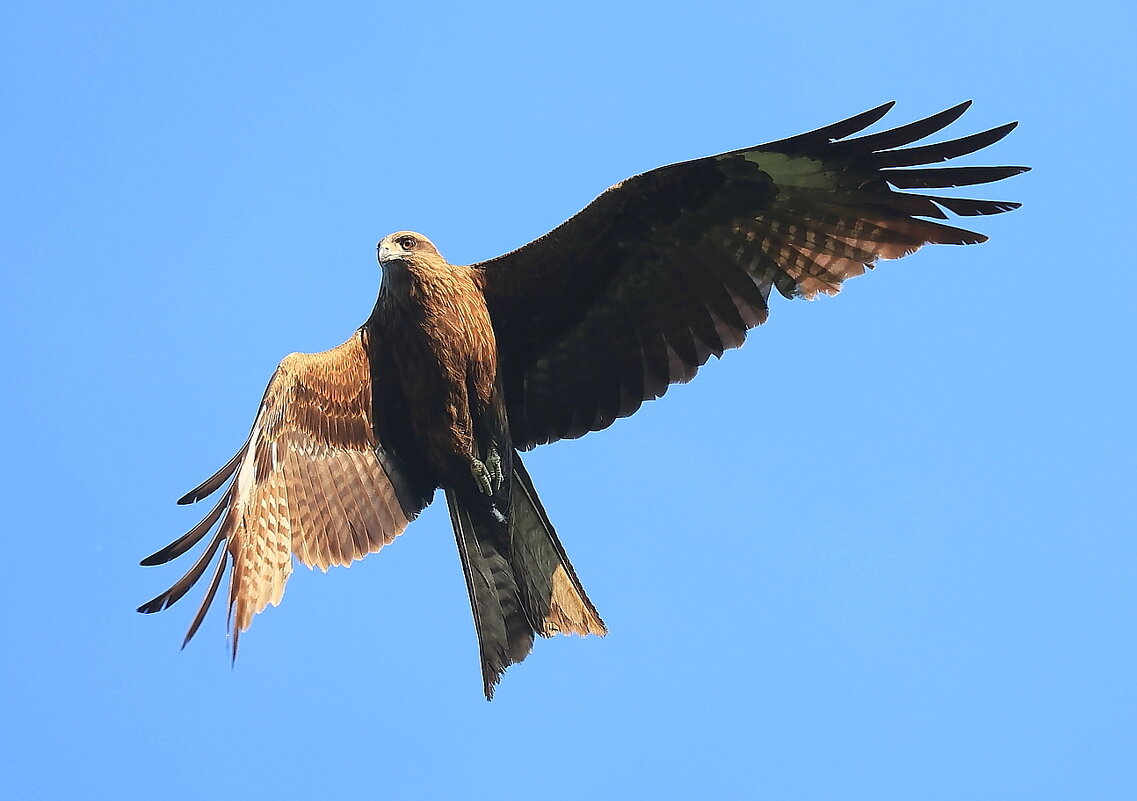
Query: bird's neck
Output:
[[378, 259, 472, 303], [368, 259, 489, 332]]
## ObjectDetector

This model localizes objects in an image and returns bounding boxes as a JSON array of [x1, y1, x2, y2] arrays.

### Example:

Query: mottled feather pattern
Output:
[[139, 332, 415, 652]]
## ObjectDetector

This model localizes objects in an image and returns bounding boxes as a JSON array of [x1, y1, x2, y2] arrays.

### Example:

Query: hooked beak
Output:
[[377, 243, 391, 264]]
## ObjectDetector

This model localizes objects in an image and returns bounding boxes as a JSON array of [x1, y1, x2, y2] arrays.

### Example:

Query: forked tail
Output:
[[445, 452, 605, 698]]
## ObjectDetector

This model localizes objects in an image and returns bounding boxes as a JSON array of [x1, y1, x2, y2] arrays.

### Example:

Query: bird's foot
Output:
[[470, 458, 494, 496], [470, 448, 504, 496], [485, 448, 503, 491]]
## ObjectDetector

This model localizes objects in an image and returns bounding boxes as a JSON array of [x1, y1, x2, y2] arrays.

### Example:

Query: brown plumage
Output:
[[140, 101, 1028, 697]]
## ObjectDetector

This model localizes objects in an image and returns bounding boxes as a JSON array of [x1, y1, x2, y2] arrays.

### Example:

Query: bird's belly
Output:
[[384, 310, 499, 477]]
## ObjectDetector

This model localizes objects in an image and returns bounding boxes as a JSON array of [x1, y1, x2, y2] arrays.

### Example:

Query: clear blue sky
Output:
[[3, 2, 1134, 799]]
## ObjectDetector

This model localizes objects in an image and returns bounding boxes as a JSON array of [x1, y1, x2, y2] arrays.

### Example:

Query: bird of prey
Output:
[[139, 101, 1028, 698]]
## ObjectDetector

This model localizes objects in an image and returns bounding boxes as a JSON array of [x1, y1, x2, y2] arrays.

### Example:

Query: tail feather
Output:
[[446, 487, 535, 699], [510, 458, 607, 638], [445, 451, 605, 698]]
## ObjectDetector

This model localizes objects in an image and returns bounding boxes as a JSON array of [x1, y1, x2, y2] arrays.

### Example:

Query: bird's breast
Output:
[[412, 268, 497, 387], [374, 265, 499, 466]]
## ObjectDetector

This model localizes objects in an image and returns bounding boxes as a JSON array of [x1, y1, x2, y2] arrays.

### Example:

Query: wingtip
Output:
[[179, 617, 208, 651], [139, 544, 178, 567], [137, 597, 164, 614], [932, 99, 973, 122], [944, 99, 974, 122], [861, 100, 897, 126], [229, 620, 241, 665], [181, 617, 202, 649], [988, 120, 1020, 143]]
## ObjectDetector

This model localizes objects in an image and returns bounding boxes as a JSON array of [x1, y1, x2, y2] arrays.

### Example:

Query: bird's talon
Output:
[[485, 448, 503, 492], [470, 458, 494, 496]]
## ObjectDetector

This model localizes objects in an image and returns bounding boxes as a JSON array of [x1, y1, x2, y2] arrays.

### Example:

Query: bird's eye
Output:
[[399, 236, 418, 250]]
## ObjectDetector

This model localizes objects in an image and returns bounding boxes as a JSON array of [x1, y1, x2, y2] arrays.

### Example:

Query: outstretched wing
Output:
[[138, 330, 434, 654], [478, 101, 1029, 449]]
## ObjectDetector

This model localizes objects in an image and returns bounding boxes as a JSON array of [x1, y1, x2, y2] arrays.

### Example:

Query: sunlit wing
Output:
[[138, 331, 432, 654], [477, 101, 1029, 448]]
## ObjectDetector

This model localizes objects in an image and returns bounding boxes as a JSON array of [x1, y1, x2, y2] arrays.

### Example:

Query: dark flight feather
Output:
[[177, 443, 245, 505], [141, 486, 233, 566], [756, 101, 896, 152], [824, 101, 973, 157], [881, 165, 1028, 189], [478, 103, 1028, 449]]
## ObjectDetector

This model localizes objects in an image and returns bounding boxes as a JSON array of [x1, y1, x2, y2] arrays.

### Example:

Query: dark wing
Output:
[[138, 331, 433, 654], [477, 101, 1029, 449]]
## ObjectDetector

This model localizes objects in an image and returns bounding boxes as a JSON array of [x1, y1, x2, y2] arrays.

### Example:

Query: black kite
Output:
[[139, 102, 1028, 697]]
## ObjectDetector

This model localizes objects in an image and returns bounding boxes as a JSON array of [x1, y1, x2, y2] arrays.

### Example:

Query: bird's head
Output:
[[376, 231, 440, 271]]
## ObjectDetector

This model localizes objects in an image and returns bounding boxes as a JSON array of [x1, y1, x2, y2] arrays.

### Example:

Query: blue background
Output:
[[3, 2, 1134, 799]]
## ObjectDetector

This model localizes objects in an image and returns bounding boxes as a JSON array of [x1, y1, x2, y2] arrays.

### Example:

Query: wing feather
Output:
[[478, 103, 1028, 448], [141, 485, 233, 566], [822, 101, 973, 158], [881, 165, 1027, 189], [139, 331, 432, 650], [867, 122, 1019, 168], [181, 544, 229, 647], [176, 443, 246, 505], [755, 101, 896, 152]]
